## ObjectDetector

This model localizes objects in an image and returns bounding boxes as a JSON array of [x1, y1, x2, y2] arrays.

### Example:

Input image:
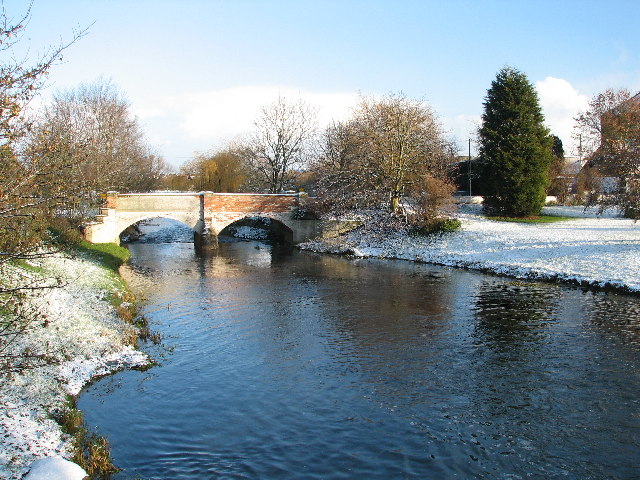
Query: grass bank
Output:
[[74, 241, 131, 273], [0, 240, 151, 480], [60, 242, 161, 477]]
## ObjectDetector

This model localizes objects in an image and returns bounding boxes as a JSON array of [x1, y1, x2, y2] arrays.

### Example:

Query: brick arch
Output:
[[217, 215, 294, 243], [114, 213, 199, 239]]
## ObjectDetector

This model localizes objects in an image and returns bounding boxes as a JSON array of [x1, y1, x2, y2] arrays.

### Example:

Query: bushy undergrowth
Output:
[[411, 218, 462, 236], [54, 399, 119, 479], [46, 217, 85, 249]]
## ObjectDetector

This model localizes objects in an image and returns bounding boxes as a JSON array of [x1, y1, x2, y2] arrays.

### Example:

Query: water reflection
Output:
[[77, 239, 640, 480], [584, 291, 640, 349], [472, 281, 559, 351]]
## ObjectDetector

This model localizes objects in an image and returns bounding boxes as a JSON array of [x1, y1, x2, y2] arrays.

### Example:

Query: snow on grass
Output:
[[300, 206, 640, 292], [0, 252, 149, 480]]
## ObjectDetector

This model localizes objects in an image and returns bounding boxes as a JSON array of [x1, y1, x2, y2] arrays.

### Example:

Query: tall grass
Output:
[[54, 399, 120, 479]]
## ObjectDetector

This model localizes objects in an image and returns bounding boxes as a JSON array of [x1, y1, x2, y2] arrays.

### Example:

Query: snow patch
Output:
[[301, 206, 640, 292], [24, 456, 87, 480], [231, 225, 269, 240], [58, 347, 149, 396], [0, 253, 150, 480]]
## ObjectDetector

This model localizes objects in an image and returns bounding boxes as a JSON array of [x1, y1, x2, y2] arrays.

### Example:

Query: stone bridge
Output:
[[83, 191, 321, 249]]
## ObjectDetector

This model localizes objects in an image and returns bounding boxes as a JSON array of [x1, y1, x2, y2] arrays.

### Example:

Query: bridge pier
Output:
[[193, 220, 218, 251]]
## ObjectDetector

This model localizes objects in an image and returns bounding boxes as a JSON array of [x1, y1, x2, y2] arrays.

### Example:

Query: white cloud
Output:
[[176, 86, 358, 139], [134, 80, 590, 166], [535, 77, 589, 155], [132, 86, 358, 165]]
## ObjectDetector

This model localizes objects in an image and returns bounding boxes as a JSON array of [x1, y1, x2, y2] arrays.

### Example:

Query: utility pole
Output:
[[468, 138, 472, 196], [578, 134, 583, 167]]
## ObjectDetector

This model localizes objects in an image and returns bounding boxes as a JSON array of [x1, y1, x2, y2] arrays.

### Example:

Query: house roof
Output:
[[584, 91, 640, 176]]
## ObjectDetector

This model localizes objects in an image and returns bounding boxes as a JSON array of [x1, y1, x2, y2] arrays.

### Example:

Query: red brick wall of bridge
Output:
[[204, 194, 299, 213]]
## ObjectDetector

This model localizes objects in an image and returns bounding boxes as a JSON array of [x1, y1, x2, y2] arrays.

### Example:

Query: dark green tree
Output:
[[478, 67, 554, 216], [551, 134, 565, 159]]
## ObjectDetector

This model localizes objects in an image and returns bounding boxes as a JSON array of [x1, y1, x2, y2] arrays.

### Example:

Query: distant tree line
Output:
[[158, 93, 459, 232], [165, 68, 640, 224]]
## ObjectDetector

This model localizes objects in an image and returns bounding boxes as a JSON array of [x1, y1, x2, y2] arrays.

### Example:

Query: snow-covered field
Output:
[[0, 253, 149, 480], [301, 205, 640, 292]]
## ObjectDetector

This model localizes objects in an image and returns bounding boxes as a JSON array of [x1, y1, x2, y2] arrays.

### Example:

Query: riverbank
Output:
[[0, 249, 149, 480], [300, 205, 640, 293]]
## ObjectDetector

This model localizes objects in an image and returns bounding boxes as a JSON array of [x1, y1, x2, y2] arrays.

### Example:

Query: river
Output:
[[78, 221, 640, 479]]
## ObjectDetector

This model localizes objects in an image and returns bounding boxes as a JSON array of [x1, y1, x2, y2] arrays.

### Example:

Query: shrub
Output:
[[411, 217, 461, 235], [47, 217, 84, 249], [410, 175, 457, 225]]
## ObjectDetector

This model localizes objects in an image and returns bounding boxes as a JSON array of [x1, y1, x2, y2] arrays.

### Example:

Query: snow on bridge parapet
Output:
[[83, 191, 321, 248]]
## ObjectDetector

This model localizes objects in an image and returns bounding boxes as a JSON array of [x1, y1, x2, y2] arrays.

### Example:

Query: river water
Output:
[[78, 222, 640, 479]]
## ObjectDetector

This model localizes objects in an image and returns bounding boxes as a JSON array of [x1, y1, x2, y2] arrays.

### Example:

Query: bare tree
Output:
[[0, 4, 87, 260], [30, 78, 162, 195], [311, 120, 370, 211], [352, 93, 455, 212], [244, 96, 317, 193], [574, 88, 640, 217], [0, 4, 87, 371], [314, 93, 457, 226]]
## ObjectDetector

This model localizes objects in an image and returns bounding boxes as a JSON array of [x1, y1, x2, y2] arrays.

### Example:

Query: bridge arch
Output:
[[118, 215, 197, 243], [218, 216, 294, 244], [115, 213, 199, 239]]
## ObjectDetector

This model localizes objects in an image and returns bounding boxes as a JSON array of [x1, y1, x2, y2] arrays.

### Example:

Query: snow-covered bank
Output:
[[0, 252, 149, 480], [300, 206, 640, 292]]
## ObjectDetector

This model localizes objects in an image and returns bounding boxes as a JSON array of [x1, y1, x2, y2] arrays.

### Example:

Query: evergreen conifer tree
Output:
[[478, 67, 553, 216]]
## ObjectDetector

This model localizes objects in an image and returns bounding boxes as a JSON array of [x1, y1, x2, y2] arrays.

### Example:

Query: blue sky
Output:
[[8, 0, 640, 166]]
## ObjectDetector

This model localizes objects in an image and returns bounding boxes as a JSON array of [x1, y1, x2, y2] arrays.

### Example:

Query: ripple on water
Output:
[[78, 240, 640, 480]]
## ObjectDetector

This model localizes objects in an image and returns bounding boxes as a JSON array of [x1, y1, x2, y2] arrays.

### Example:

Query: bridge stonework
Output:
[[83, 191, 321, 248]]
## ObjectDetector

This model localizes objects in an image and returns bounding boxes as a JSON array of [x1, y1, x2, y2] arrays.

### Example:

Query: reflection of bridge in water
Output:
[[83, 191, 322, 249]]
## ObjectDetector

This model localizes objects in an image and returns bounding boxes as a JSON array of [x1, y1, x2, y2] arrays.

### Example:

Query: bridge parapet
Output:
[[111, 191, 202, 212], [204, 192, 300, 213]]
